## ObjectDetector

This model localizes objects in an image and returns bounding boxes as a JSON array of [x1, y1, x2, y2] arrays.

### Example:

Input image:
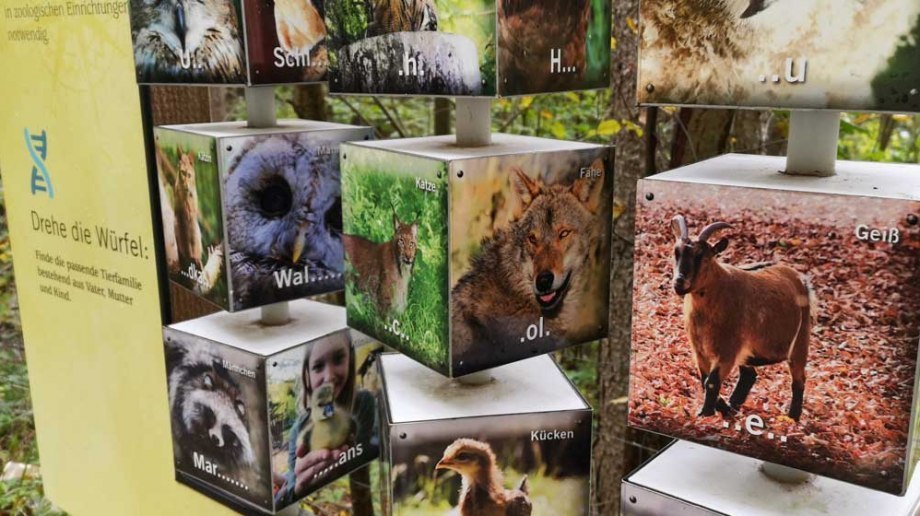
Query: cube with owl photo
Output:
[[154, 120, 372, 312]]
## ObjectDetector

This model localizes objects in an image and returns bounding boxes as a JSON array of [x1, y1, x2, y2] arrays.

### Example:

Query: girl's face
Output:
[[306, 338, 350, 399]]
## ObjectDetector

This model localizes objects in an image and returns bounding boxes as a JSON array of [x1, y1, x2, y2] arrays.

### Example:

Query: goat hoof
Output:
[[697, 407, 716, 417], [717, 400, 738, 417]]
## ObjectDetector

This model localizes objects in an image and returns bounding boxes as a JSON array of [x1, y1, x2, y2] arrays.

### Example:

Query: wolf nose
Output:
[[536, 272, 555, 293]]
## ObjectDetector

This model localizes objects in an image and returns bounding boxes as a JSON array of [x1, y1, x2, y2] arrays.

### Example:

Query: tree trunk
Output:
[[291, 84, 329, 121], [434, 98, 452, 136], [670, 108, 735, 167], [594, 0, 645, 513]]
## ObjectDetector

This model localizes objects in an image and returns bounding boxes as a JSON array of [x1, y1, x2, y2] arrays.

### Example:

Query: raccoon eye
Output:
[[559, 229, 572, 239], [235, 400, 246, 418], [203, 374, 213, 389], [528, 234, 538, 246]]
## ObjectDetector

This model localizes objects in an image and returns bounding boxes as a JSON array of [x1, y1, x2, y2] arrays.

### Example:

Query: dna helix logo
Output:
[[25, 128, 54, 199]]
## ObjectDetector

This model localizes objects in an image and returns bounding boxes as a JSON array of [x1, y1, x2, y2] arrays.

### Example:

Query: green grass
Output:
[[342, 148, 450, 374]]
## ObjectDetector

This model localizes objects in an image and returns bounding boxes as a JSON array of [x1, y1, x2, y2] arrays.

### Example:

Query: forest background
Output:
[[2, 1, 920, 513]]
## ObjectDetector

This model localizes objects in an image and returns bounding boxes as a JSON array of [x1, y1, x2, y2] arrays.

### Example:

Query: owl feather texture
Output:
[[131, 0, 244, 82], [224, 135, 344, 308]]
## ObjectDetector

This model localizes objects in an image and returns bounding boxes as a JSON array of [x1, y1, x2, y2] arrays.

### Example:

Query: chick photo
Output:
[[268, 332, 380, 507], [390, 412, 590, 515]]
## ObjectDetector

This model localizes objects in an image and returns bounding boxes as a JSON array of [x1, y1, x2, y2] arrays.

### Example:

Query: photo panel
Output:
[[154, 129, 228, 308], [638, 1, 920, 111], [342, 146, 450, 375], [164, 331, 271, 510], [448, 148, 612, 376], [390, 411, 591, 515], [243, 0, 328, 84], [629, 180, 920, 493], [267, 330, 381, 509], [326, 0, 496, 95], [497, 0, 611, 96], [220, 131, 349, 310], [130, 0, 246, 84]]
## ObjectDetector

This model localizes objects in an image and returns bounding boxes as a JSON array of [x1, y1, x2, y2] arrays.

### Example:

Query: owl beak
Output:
[[175, 1, 187, 50], [291, 222, 309, 264]]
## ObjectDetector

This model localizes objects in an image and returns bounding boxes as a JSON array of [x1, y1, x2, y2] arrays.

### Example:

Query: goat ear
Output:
[[713, 238, 729, 255]]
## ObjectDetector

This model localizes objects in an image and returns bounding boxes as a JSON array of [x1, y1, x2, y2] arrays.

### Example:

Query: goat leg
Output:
[[789, 379, 805, 421], [699, 370, 723, 417], [729, 366, 757, 410]]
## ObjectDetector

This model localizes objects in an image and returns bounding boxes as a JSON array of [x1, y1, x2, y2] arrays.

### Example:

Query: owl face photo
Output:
[[130, 0, 246, 83], [243, 0, 329, 84], [222, 132, 348, 310]]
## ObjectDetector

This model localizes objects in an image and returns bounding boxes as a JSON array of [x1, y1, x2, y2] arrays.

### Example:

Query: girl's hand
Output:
[[293, 444, 350, 496]]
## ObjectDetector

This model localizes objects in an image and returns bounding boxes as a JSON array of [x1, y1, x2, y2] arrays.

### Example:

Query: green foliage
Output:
[[342, 150, 450, 373], [586, 0, 612, 84], [326, 0, 370, 49], [871, 14, 920, 112], [838, 114, 920, 163]]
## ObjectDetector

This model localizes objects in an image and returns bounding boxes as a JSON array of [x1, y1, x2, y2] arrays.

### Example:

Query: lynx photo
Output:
[[155, 129, 228, 307], [165, 333, 271, 509], [342, 148, 450, 374], [638, 0, 920, 111], [628, 181, 920, 493], [389, 412, 591, 515], [268, 332, 381, 507], [448, 149, 612, 375], [221, 132, 347, 309]]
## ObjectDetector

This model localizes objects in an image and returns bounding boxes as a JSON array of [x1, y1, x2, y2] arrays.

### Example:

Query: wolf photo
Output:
[[221, 132, 347, 309], [268, 332, 380, 507], [155, 129, 228, 307], [639, 0, 920, 111], [131, 0, 245, 83], [389, 412, 591, 515], [629, 181, 920, 493], [243, 0, 328, 83], [342, 148, 449, 374], [449, 149, 612, 375], [165, 333, 271, 508]]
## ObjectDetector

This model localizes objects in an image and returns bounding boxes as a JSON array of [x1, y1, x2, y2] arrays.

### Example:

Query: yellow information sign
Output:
[[0, 4, 232, 514]]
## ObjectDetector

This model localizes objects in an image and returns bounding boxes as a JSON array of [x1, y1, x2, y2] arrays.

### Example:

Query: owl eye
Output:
[[258, 178, 293, 219], [326, 196, 343, 233]]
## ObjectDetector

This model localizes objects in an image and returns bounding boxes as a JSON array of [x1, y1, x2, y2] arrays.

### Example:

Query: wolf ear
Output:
[[571, 159, 606, 214], [510, 167, 542, 219]]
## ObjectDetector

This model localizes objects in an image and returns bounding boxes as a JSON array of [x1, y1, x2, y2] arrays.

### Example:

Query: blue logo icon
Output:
[[25, 129, 53, 199]]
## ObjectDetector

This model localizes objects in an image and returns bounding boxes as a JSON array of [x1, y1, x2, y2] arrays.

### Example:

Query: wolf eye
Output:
[[528, 234, 538, 246], [559, 229, 571, 239]]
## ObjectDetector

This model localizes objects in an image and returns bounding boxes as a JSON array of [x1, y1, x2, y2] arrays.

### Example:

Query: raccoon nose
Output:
[[209, 427, 224, 448], [536, 272, 555, 293]]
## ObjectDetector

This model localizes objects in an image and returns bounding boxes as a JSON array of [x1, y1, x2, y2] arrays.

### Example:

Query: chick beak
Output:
[[291, 222, 309, 264], [435, 459, 453, 471]]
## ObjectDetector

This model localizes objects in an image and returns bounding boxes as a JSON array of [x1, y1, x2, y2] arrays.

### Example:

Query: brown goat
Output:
[[671, 215, 811, 420]]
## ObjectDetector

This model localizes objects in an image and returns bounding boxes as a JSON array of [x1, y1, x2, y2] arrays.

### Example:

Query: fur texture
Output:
[[368, 0, 438, 36], [640, 0, 920, 108]]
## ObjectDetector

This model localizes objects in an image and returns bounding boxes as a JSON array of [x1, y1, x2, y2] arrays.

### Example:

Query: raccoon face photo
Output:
[[131, 0, 245, 83], [168, 346, 255, 470], [224, 134, 344, 309]]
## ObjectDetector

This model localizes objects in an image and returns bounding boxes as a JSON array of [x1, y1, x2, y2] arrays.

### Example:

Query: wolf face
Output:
[[508, 165, 605, 316], [450, 160, 607, 373], [168, 346, 255, 470]]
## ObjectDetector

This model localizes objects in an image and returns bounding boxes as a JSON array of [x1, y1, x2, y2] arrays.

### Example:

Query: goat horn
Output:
[[671, 215, 689, 240], [698, 222, 732, 244]]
